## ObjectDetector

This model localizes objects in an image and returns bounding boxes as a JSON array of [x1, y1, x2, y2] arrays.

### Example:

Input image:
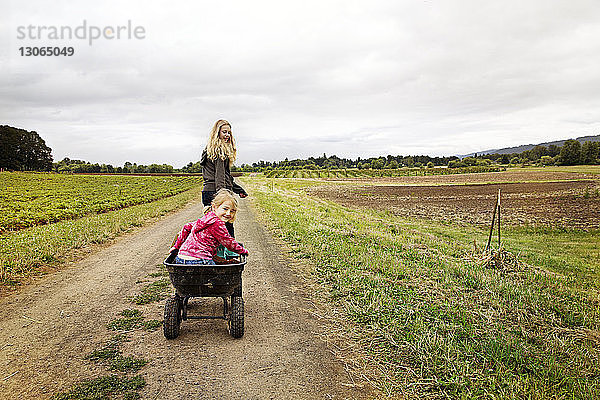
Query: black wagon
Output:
[[162, 251, 247, 339]]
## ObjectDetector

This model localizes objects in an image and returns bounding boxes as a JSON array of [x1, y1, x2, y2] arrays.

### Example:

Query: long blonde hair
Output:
[[206, 119, 237, 162], [203, 189, 238, 223]]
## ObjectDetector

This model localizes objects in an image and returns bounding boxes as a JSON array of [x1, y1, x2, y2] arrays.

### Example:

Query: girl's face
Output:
[[213, 200, 236, 222], [219, 124, 232, 143]]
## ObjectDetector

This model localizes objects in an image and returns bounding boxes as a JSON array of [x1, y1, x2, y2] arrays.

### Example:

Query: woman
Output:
[[200, 119, 247, 237]]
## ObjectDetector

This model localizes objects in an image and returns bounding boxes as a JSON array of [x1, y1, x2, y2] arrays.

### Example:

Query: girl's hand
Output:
[[239, 193, 248, 198]]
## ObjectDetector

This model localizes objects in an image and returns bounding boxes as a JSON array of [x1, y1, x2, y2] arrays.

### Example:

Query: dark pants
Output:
[[202, 190, 235, 237]]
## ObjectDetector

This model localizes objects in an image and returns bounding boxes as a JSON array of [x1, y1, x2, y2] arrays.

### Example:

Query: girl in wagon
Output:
[[170, 189, 248, 265]]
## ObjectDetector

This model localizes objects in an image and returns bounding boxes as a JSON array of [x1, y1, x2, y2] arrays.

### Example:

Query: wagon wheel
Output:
[[164, 295, 181, 339], [228, 296, 244, 339], [233, 278, 243, 297]]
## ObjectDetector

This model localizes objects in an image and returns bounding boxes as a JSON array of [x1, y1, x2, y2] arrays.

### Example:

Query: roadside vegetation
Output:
[[242, 175, 600, 399], [51, 375, 146, 400], [0, 180, 202, 288], [130, 278, 170, 305], [86, 334, 148, 373]]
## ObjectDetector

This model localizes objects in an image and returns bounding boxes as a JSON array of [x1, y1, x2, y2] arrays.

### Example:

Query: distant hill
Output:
[[460, 134, 600, 158]]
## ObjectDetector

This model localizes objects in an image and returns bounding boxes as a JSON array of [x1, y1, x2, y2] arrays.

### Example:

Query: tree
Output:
[[547, 144, 560, 157], [371, 158, 385, 169], [448, 160, 466, 168], [581, 141, 599, 164], [531, 145, 547, 160], [385, 160, 399, 169], [461, 157, 478, 166], [558, 140, 581, 165], [540, 156, 554, 166], [0, 125, 53, 171], [498, 155, 510, 164]]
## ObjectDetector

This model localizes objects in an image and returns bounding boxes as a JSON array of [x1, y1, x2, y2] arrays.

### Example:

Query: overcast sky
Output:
[[2, 0, 599, 167]]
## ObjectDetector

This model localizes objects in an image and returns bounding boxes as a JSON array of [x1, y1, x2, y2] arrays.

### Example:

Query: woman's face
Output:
[[219, 124, 232, 143]]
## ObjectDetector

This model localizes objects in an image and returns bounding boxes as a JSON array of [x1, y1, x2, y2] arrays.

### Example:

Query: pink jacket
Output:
[[170, 211, 248, 260]]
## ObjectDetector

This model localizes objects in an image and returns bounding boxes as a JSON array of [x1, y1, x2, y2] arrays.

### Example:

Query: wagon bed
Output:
[[162, 251, 247, 339]]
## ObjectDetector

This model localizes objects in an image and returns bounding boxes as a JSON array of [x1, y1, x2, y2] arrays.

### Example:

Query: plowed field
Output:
[[309, 179, 600, 230]]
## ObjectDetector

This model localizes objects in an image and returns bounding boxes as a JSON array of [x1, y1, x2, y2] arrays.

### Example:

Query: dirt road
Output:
[[0, 199, 374, 399]]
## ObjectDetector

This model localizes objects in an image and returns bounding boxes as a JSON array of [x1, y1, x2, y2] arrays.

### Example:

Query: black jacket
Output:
[[200, 149, 247, 195]]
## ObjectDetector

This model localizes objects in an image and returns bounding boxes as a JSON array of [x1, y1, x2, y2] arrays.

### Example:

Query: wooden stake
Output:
[[497, 189, 501, 247], [486, 189, 502, 251]]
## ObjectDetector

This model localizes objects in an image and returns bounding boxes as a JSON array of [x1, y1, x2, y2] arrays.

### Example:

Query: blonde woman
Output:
[[201, 119, 247, 237]]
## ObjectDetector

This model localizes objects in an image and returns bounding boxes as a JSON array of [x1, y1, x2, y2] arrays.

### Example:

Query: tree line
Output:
[[0, 125, 53, 171], [462, 139, 600, 168], [2, 124, 598, 173], [231, 154, 461, 172], [53, 158, 175, 174]]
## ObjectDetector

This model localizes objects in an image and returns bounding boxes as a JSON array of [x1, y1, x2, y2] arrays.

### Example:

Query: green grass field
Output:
[[242, 176, 600, 399]]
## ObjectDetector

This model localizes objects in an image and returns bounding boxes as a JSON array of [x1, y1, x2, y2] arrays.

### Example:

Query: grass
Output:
[[131, 278, 170, 305], [383, 216, 600, 292], [515, 165, 600, 174], [242, 176, 600, 399], [141, 320, 163, 331], [107, 309, 144, 331], [0, 185, 202, 287], [51, 375, 145, 400], [148, 270, 168, 278], [86, 334, 148, 373], [107, 309, 162, 332]]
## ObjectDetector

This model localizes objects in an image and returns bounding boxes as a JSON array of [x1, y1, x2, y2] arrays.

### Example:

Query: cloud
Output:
[[2, 0, 600, 167]]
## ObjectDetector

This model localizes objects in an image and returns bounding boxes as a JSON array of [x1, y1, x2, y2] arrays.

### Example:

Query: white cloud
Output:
[[2, 0, 600, 167]]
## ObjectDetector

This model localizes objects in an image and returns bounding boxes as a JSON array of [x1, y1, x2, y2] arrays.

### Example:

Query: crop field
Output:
[[263, 165, 500, 179], [318, 168, 600, 185], [0, 172, 203, 286], [309, 180, 600, 230], [241, 167, 600, 398], [0, 173, 203, 232]]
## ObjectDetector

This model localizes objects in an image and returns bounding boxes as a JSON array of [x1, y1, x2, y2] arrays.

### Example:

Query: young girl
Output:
[[200, 119, 247, 237], [170, 189, 248, 265]]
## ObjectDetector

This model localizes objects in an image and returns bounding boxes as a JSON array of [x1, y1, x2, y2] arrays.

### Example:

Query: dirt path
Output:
[[0, 199, 374, 399]]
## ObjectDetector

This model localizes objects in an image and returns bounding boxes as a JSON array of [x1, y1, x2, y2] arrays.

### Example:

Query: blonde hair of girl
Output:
[[206, 119, 237, 162], [203, 189, 238, 222]]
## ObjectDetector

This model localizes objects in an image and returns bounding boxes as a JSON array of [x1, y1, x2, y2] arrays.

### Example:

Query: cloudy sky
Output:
[[2, 0, 599, 167]]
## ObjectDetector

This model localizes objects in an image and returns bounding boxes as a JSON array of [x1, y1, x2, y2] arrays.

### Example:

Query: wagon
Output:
[[162, 250, 247, 339]]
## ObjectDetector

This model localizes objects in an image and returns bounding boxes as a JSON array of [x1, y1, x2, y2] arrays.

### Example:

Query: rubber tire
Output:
[[233, 279, 242, 297], [163, 296, 180, 339], [229, 296, 244, 339]]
